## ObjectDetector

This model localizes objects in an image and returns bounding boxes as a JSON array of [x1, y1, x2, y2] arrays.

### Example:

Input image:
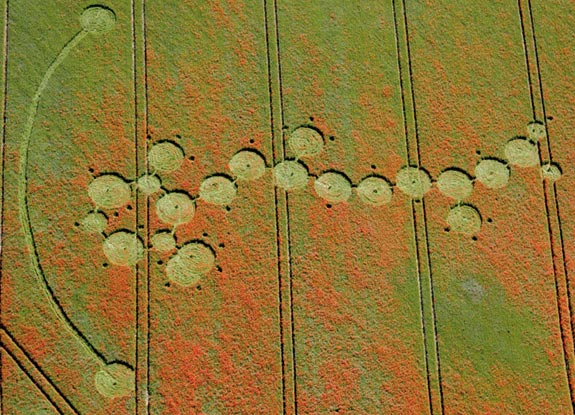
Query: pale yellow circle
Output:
[[474, 159, 509, 189], [102, 231, 144, 266], [437, 169, 473, 200], [505, 138, 539, 168], [156, 193, 195, 226], [137, 174, 161, 195], [396, 167, 432, 199], [81, 6, 116, 35], [81, 212, 108, 233], [273, 161, 308, 190], [356, 176, 393, 206], [88, 175, 131, 209], [95, 363, 134, 398], [447, 205, 482, 235], [541, 162, 562, 181], [228, 151, 266, 181], [314, 172, 352, 203], [199, 176, 237, 205], [527, 121, 546, 141], [288, 127, 324, 157], [151, 231, 176, 252], [166, 242, 216, 287], [148, 142, 184, 173]]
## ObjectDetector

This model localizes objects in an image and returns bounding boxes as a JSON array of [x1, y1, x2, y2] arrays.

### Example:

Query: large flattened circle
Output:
[[447, 205, 482, 235], [228, 150, 266, 181], [273, 160, 309, 191], [199, 175, 237, 205], [396, 166, 432, 199], [102, 231, 144, 266], [156, 192, 195, 226], [288, 127, 324, 158], [356, 176, 393, 206], [88, 175, 131, 209], [314, 172, 352, 203], [437, 169, 473, 200], [474, 159, 509, 189]]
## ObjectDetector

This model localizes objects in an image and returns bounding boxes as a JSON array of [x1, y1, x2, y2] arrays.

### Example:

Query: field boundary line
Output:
[[263, 0, 297, 413], [391, 0, 444, 413], [518, 0, 575, 410], [0, 326, 80, 415]]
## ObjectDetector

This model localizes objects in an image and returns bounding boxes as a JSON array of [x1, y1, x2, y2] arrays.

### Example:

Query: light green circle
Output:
[[541, 162, 562, 181], [356, 176, 393, 206], [148, 141, 185, 173], [447, 205, 482, 235], [156, 193, 195, 226], [166, 242, 216, 287], [102, 231, 144, 266], [81, 211, 108, 233], [314, 172, 352, 203], [228, 151, 266, 181], [527, 121, 546, 141], [137, 174, 161, 195], [88, 175, 131, 209], [436, 169, 473, 200], [396, 166, 432, 199], [505, 138, 539, 168], [199, 176, 237, 205], [475, 159, 509, 189], [151, 231, 176, 252], [274, 161, 309, 190], [80, 6, 116, 35], [288, 127, 324, 158], [95, 363, 134, 398]]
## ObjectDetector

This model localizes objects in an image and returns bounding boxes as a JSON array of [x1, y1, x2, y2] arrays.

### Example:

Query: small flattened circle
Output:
[[396, 166, 432, 199], [541, 162, 562, 181], [95, 363, 134, 398], [504, 137, 539, 167], [81, 211, 108, 233], [151, 231, 176, 252], [437, 169, 473, 200], [288, 127, 324, 158], [474, 159, 510, 189], [156, 192, 195, 226], [273, 160, 309, 190], [148, 141, 185, 173], [199, 175, 237, 205], [102, 231, 144, 266], [356, 176, 393, 206], [137, 174, 161, 195], [527, 121, 546, 141], [447, 205, 482, 235], [88, 174, 131, 209], [166, 242, 216, 287], [228, 150, 266, 181], [80, 6, 116, 34], [314, 172, 352, 203]]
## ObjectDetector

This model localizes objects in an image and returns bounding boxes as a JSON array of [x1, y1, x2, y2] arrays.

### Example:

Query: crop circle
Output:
[[504, 137, 539, 168], [102, 231, 144, 266], [148, 141, 185, 173], [151, 231, 176, 252], [447, 205, 482, 235], [527, 121, 546, 141], [81, 211, 108, 233], [80, 6, 116, 34], [228, 150, 266, 181], [288, 127, 324, 158], [541, 162, 562, 181], [356, 176, 392, 206], [156, 193, 195, 226], [396, 166, 432, 199], [137, 174, 161, 195], [95, 363, 134, 398], [474, 159, 509, 189], [88, 174, 131, 209], [314, 172, 352, 203], [273, 160, 309, 190], [199, 175, 237, 205], [437, 169, 473, 200], [166, 242, 216, 287]]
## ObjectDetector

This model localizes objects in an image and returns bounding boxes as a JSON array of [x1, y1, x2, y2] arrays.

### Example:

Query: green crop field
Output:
[[0, 1, 574, 414]]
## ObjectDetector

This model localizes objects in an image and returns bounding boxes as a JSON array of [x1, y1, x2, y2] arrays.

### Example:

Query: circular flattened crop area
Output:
[[102, 231, 144, 266], [88, 174, 131, 209], [166, 242, 216, 287], [436, 169, 473, 200], [288, 127, 324, 158], [199, 175, 237, 205], [273, 160, 309, 191], [314, 172, 352, 203], [356, 176, 393, 206], [95, 363, 134, 398], [396, 166, 432, 199], [228, 150, 266, 181], [474, 159, 509, 189], [80, 6, 116, 34], [156, 192, 195, 226], [447, 205, 482, 235], [504, 137, 539, 168], [148, 141, 185, 173]]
